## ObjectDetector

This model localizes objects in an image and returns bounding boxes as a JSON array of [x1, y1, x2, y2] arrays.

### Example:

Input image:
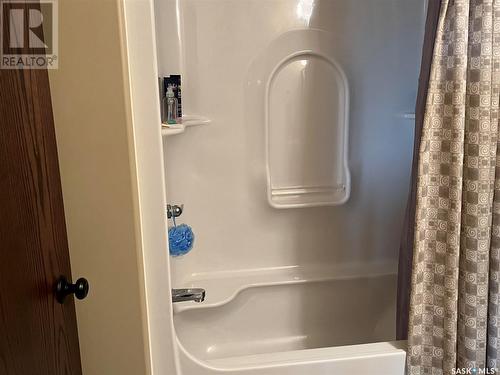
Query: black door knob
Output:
[[55, 276, 89, 304]]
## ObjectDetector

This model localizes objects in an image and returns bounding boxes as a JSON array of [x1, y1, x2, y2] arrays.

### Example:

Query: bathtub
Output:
[[172, 263, 406, 374]]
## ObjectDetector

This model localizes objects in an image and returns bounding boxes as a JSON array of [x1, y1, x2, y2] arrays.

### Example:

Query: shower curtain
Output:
[[398, 0, 500, 373]]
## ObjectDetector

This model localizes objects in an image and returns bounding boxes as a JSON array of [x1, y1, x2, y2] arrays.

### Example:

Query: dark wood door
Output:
[[0, 61, 83, 374]]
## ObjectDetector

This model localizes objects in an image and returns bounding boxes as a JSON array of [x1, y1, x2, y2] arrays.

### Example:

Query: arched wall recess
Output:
[[248, 29, 350, 208]]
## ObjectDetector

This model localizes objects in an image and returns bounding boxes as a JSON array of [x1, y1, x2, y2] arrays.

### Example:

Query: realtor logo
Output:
[[0, 0, 58, 69]]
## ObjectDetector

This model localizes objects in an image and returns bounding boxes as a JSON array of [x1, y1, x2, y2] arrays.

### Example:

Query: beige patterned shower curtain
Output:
[[406, 0, 500, 373], [408, 0, 500, 375]]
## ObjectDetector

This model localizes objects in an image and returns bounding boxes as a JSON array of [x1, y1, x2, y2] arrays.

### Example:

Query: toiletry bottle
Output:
[[165, 84, 178, 125]]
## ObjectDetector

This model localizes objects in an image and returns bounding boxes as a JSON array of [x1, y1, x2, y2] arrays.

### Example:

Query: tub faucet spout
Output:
[[172, 288, 205, 303]]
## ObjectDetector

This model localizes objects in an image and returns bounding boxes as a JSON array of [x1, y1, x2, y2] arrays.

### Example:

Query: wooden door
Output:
[[0, 57, 83, 374]]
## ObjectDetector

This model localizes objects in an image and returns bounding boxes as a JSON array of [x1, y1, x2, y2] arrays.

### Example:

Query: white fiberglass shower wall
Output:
[[155, 0, 425, 373]]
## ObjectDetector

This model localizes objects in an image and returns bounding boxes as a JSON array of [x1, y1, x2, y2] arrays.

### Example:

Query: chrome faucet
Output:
[[172, 288, 206, 303]]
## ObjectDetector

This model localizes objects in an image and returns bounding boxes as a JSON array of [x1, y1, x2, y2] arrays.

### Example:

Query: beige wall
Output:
[[48, 1, 150, 374]]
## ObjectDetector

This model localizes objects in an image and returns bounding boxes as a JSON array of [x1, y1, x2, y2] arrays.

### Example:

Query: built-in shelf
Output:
[[161, 123, 185, 136], [246, 30, 354, 208], [161, 115, 211, 137], [172, 261, 397, 312]]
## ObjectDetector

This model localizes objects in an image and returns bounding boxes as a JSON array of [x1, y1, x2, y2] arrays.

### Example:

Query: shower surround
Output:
[[154, 0, 426, 373]]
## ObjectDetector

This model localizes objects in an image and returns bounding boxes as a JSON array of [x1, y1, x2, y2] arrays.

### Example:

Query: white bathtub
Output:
[[173, 264, 406, 374]]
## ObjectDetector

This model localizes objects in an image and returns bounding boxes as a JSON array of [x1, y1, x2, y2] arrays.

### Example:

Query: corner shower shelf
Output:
[[161, 115, 211, 137]]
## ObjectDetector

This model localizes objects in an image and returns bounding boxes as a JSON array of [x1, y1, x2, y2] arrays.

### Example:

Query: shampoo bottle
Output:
[[165, 84, 178, 124]]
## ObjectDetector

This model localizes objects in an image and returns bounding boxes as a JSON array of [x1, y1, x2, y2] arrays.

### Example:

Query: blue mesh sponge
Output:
[[168, 223, 195, 256]]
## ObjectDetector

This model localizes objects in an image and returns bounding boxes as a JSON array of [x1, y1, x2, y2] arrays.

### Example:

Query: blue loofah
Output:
[[168, 223, 195, 256]]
